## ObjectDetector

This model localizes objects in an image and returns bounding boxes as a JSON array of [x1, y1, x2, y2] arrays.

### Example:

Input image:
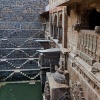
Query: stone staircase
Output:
[[0, 29, 44, 81]]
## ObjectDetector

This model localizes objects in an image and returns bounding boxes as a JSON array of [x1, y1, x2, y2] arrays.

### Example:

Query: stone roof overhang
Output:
[[40, 11, 49, 16], [56, 0, 94, 6]]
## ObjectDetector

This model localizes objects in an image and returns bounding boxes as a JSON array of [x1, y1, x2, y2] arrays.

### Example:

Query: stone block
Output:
[[46, 72, 70, 100], [93, 62, 100, 71], [80, 51, 95, 65], [68, 52, 76, 61]]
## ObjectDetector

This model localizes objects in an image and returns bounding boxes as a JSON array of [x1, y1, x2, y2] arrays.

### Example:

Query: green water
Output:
[[0, 82, 43, 100]]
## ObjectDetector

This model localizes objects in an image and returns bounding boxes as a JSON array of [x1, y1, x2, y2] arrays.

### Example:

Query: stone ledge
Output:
[[49, 36, 70, 54]]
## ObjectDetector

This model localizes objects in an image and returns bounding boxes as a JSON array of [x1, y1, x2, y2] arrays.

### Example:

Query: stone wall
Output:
[[66, 4, 100, 100], [47, 1, 100, 100], [0, 0, 48, 30], [0, 0, 49, 81]]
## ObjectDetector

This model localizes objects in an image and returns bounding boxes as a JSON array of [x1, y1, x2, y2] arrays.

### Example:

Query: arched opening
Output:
[[58, 14, 62, 43], [89, 9, 100, 30], [81, 9, 100, 30], [53, 15, 57, 39]]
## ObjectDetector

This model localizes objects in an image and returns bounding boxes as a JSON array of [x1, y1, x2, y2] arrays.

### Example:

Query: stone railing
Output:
[[77, 30, 100, 65]]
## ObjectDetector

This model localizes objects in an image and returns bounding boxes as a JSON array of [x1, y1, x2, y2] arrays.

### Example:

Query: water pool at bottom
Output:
[[0, 81, 43, 100]]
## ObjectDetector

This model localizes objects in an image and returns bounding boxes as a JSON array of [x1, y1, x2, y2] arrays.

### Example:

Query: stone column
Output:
[[62, 7, 67, 48]]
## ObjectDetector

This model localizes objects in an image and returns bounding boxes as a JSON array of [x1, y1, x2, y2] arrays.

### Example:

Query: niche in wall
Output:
[[81, 9, 100, 30]]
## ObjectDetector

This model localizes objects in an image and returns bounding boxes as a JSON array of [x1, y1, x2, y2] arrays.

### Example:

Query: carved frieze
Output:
[[70, 82, 85, 100], [72, 61, 100, 94], [44, 81, 50, 100]]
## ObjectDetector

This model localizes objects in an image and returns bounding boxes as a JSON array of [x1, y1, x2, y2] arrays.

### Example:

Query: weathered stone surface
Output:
[[38, 48, 60, 89], [53, 71, 66, 84], [44, 81, 50, 100], [46, 72, 70, 100], [93, 62, 100, 71], [44, 1, 100, 100], [0, 0, 48, 30], [0, 0, 49, 81], [95, 26, 100, 34], [80, 51, 95, 66]]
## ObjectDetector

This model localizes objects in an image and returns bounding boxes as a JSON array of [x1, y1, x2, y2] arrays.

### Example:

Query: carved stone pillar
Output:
[[79, 33, 83, 52], [81, 33, 84, 52], [77, 33, 81, 50], [89, 34, 93, 56], [85, 33, 87, 53], [93, 35, 98, 58], [96, 36, 100, 62], [83, 33, 87, 53], [86, 34, 90, 54]]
